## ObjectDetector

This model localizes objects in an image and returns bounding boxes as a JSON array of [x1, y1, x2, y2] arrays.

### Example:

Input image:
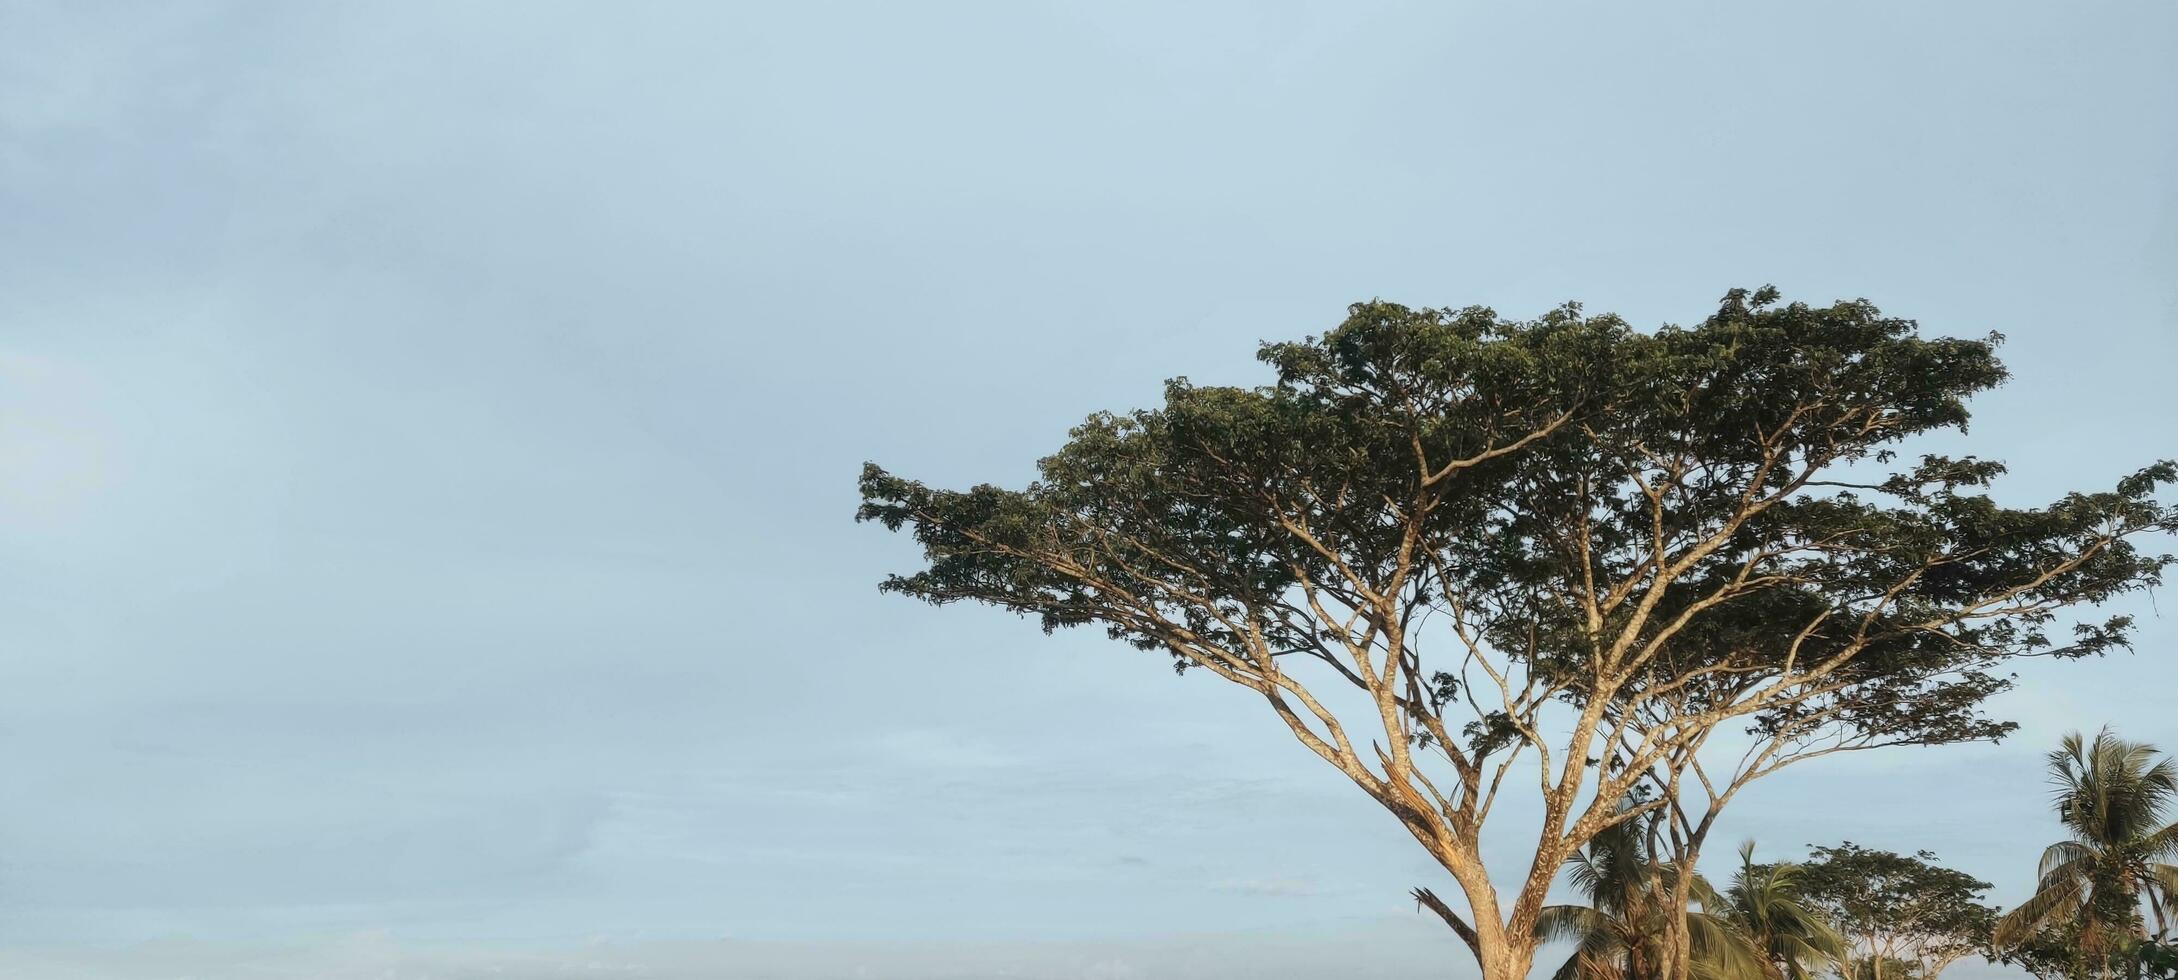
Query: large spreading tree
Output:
[[858, 288, 2175, 980]]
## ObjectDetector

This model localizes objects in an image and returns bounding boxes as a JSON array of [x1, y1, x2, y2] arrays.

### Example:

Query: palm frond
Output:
[[1685, 910, 1766, 980], [2038, 841, 2098, 883], [1535, 905, 1614, 946], [1995, 869, 2090, 947], [1549, 927, 1627, 980], [1563, 850, 1606, 901], [2137, 821, 2178, 863]]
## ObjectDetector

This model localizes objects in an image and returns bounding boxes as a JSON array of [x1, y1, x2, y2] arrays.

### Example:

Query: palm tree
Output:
[[1720, 841, 1849, 980], [1994, 728, 2178, 962], [1534, 814, 1765, 980]]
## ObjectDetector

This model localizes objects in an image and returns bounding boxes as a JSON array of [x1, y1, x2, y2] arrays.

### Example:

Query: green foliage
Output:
[[858, 287, 2176, 976], [1536, 808, 1768, 980], [1847, 956, 1924, 980], [2001, 931, 2177, 980], [1995, 730, 2178, 963], [1996, 918, 2147, 980], [1722, 842, 1851, 980], [1794, 843, 1995, 980], [862, 289, 2172, 755], [2140, 939, 2178, 980]]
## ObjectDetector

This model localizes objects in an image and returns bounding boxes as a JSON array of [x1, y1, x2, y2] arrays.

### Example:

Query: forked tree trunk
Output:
[[1476, 941, 1535, 980], [1418, 870, 1537, 980], [1656, 812, 1725, 980]]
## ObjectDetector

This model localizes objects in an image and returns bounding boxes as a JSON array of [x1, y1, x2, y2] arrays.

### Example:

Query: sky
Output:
[[0, 1, 2173, 977]]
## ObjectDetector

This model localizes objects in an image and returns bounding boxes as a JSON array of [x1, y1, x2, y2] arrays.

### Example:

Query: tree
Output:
[[2142, 939, 2178, 980], [1996, 917, 2119, 980], [1721, 842, 1849, 980], [1848, 956, 1924, 980], [858, 289, 2177, 980], [2000, 930, 2178, 980], [1994, 729, 2178, 961], [1794, 842, 1996, 980], [1531, 805, 1762, 980]]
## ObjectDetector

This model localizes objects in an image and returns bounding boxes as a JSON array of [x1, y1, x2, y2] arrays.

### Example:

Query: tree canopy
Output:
[[859, 288, 2176, 980], [1794, 842, 1995, 980]]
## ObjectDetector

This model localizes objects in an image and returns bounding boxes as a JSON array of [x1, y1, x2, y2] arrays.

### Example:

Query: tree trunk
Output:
[[1474, 937, 1535, 980], [1652, 861, 1698, 980], [1659, 920, 1694, 980], [1656, 809, 1724, 980]]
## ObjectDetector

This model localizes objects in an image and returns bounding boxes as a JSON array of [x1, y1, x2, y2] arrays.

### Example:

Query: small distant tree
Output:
[[1849, 956, 1925, 980], [859, 289, 2176, 980], [1796, 842, 1996, 980], [1997, 918, 2125, 980], [2002, 930, 2178, 980]]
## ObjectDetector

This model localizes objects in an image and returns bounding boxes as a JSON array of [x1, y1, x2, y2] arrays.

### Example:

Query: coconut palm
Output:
[[1534, 813, 1765, 980], [1994, 728, 2178, 960], [1720, 841, 1849, 980]]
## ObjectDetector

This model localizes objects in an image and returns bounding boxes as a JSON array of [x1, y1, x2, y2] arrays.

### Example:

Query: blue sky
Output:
[[0, 2, 2172, 977]]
